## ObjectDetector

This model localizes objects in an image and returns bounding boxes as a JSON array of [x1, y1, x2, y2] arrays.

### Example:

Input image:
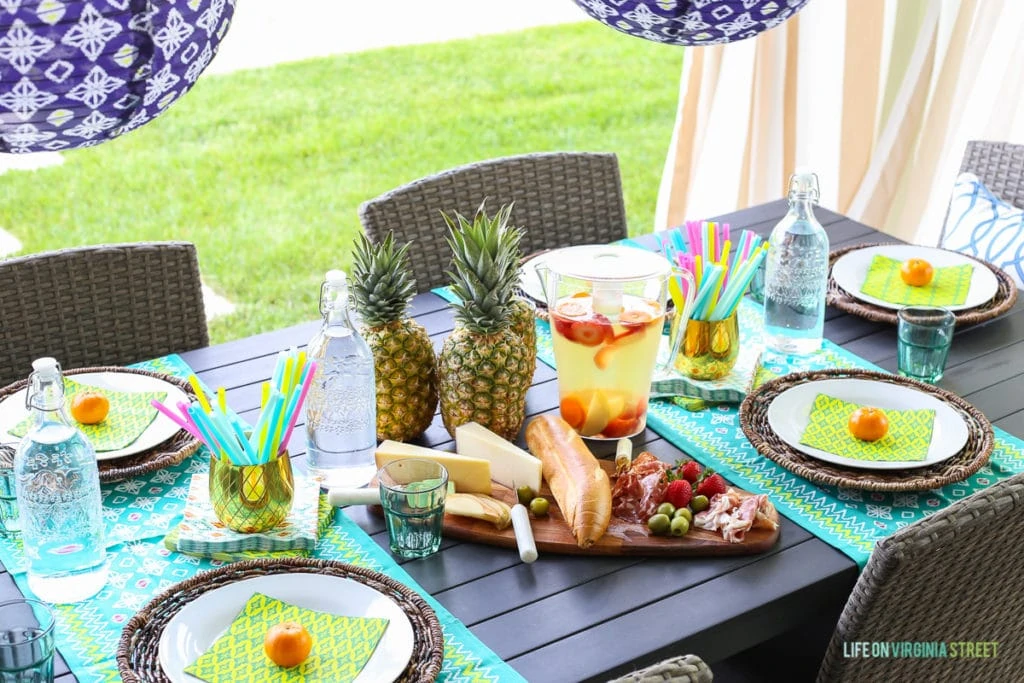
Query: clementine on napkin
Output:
[[184, 593, 388, 683], [800, 394, 935, 462]]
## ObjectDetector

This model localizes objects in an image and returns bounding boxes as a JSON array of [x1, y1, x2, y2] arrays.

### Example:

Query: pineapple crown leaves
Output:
[[442, 201, 525, 335], [349, 231, 418, 327]]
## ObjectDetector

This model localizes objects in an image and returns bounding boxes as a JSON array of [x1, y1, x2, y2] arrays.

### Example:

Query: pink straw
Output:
[[277, 360, 317, 455], [151, 399, 201, 438]]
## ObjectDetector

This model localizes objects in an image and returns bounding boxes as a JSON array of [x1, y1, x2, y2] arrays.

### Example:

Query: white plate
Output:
[[157, 573, 414, 683], [765, 378, 970, 470], [517, 248, 564, 306], [831, 244, 999, 311], [0, 371, 188, 460]]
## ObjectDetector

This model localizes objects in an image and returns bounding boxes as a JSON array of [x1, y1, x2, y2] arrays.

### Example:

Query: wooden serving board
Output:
[[408, 461, 779, 557]]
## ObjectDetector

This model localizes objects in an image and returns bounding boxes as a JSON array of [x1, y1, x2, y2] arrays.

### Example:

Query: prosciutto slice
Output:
[[694, 488, 778, 543], [611, 452, 670, 523]]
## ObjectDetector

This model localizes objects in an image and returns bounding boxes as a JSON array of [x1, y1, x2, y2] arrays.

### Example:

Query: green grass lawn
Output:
[[0, 22, 683, 345]]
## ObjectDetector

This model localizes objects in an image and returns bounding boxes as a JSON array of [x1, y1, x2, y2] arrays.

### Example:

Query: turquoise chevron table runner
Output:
[[435, 286, 1024, 569], [0, 354, 523, 683]]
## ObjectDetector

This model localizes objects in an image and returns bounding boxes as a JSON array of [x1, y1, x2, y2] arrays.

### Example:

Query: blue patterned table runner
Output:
[[0, 354, 524, 683]]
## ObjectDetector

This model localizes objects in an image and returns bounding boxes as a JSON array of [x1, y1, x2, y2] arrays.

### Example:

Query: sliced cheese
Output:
[[375, 441, 492, 494], [454, 422, 543, 493]]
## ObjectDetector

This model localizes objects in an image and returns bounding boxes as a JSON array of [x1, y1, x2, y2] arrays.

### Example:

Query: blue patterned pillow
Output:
[[942, 172, 1024, 287]]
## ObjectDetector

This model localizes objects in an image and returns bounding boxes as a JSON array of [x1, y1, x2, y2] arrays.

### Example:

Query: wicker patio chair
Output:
[[938, 140, 1024, 245], [816, 468, 1024, 681], [607, 470, 1024, 682], [358, 152, 629, 292], [0, 242, 208, 387], [607, 654, 713, 682], [958, 140, 1024, 209]]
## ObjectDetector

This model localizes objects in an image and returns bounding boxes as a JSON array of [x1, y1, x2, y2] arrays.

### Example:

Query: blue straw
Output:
[[223, 411, 259, 465], [265, 393, 288, 462], [187, 404, 224, 459], [190, 405, 241, 465]]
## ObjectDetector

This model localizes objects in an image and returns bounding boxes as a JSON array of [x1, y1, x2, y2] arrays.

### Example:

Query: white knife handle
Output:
[[327, 487, 381, 507], [511, 504, 538, 564]]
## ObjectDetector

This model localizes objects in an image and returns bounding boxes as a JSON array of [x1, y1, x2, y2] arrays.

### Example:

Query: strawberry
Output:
[[695, 473, 727, 499], [552, 316, 575, 340], [568, 319, 612, 347], [664, 479, 692, 509], [678, 460, 701, 484]]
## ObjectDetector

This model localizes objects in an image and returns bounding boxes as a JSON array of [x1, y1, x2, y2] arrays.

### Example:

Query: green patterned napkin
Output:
[[9, 377, 165, 451], [185, 593, 389, 683], [799, 394, 935, 462], [168, 474, 323, 556], [860, 254, 973, 306], [163, 494, 334, 561]]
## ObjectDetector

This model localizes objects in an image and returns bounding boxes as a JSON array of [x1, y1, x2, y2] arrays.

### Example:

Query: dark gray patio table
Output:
[[7, 200, 1024, 682]]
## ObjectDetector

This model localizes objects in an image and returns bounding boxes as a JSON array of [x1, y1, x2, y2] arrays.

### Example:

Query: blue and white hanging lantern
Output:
[[0, 0, 235, 153], [572, 0, 811, 46]]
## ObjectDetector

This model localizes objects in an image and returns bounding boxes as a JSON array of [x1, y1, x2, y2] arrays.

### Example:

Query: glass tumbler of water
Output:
[[0, 599, 56, 683], [0, 446, 18, 538], [897, 306, 955, 383], [377, 459, 448, 559]]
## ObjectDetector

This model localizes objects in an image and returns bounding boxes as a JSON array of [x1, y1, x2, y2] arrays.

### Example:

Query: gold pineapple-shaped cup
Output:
[[209, 453, 294, 533], [672, 311, 741, 381]]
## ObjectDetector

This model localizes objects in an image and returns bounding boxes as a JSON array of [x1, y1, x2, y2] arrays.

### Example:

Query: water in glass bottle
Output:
[[14, 357, 108, 603], [763, 169, 830, 355], [304, 270, 378, 489]]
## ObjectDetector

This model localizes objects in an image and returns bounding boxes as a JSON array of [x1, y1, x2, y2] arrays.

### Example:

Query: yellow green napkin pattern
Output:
[[184, 593, 389, 683], [799, 394, 936, 462], [860, 254, 973, 306], [9, 377, 166, 451]]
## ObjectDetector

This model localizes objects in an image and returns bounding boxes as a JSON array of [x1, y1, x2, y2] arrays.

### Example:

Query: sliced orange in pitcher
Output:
[[619, 309, 654, 325], [560, 395, 587, 431], [555, 300, 589, 318], [601, 415, 641, 438]]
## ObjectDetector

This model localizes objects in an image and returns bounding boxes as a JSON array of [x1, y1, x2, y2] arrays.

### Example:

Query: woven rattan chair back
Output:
[[358, 152, 629, 292], [939, 140, 1024, 245], [817, 470, 1024, 682], [0, 242, 209, 387], [959, 140, 1024, 209]]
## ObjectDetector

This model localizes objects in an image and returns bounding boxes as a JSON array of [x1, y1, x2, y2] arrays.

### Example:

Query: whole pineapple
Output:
[[509, 295, 537, 371], [438, 204, 534, 440], [350, 231, 438, 442]]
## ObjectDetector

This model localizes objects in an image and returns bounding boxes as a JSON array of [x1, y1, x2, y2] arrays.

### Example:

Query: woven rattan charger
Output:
[[740, 369, 994, 492], [117, 558, 444, 683], [827, 242, 1017, 327], [0, 366, 201, 483]]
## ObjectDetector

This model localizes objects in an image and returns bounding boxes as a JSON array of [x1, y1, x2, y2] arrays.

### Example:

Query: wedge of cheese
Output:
[[375, 441, 492, 494], [454, 422, 543, 493]]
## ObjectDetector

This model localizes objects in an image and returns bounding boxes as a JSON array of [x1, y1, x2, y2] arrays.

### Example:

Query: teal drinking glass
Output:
[[377, 459, 448, 559], [897, 306, 955, 383]]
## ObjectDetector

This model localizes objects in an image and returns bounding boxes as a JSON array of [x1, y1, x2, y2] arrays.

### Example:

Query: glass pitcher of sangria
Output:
[[540, 246, 696, 439]]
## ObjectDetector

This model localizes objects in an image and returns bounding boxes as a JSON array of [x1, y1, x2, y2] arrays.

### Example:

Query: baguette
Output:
[[525, 414, 612, 548]]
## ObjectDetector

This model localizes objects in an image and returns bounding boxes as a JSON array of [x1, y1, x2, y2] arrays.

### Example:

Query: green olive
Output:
[[647, 513, 671, 536], [670, 516, 690, 537], [529, 497, 550, 517], [691, 495, 710, 513], [674, 507, 692, 522], [656, 502, 676, 518], [517, 486, 536, 506]]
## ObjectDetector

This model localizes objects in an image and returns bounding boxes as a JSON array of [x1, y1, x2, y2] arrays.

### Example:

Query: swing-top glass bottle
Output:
[[14, 357, 108, 603], [304, 270, 378, 489], [763, 169, 830, 355]]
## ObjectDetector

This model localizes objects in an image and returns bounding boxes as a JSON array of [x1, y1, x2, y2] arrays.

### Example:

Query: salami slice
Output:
[[611, 452, 670, 523]]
